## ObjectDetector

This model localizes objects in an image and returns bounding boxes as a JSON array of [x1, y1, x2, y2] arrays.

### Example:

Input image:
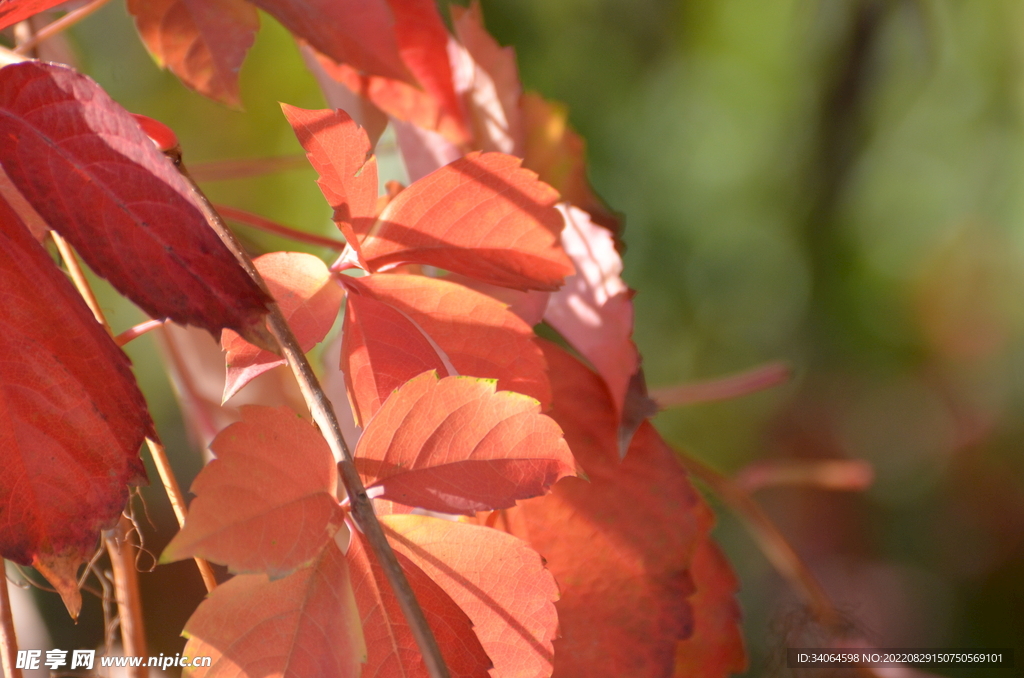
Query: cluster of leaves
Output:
[[0, 1, 747, 677]]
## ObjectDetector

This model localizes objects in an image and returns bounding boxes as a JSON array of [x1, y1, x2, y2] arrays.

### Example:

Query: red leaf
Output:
[[0, 62, 271, 344], [0, 0, 67, 30], [384, 514, 560, 678], [162, 406, 342, 578], [282, 105, 378, 252], [248, 0, 411, 83], [222, 252, 343, 402], [128, 0, 259, 107], [388, 0, 469, 142], [366, 152, 572, 291], [673, 532, 747, 678], [544, 204, 638, 413], [355, 372, 573, 514], [183, 539, 365, 678], [341, 289, 449, 427], [0, 198, 152, 618], [483, 345, 707, 677], [348, 274, 551, 407], [347, 529, 491, 678]]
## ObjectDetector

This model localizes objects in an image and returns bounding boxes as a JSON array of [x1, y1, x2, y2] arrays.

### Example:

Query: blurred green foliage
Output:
[[11, 0, 1024, 674]]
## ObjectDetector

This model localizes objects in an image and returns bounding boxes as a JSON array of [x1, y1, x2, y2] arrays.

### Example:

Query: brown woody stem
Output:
[[145, 440, 218, 593], [215, 204, 346, 251], [0, 566, 22, 678], [173, 157, 452, 678], [676, 449, 843, 629], [103, 517, 146, 678], [12, 0, 112, 55]]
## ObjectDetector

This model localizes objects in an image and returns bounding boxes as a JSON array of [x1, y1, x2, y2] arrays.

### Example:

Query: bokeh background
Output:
[[7, 0, 1024, 675]]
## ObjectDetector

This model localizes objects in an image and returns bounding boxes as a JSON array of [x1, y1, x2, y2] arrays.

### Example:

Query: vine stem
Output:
[[650, 361, 791, 409], [103, 517, 146, 678], [170, 151, 452, 678], [215, 204, 346, 251], [0, 565, 22, 678]]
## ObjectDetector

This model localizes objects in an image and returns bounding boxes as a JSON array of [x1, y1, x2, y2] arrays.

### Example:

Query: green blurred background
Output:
[[12, 0, 1024, 675]]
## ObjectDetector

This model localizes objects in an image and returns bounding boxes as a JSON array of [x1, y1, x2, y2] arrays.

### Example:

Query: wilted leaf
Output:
[[366, 152, 572, 291], [341, 289, 450, 427], [348, 274, 551, 407], [162, 406, 342, 577], [282, 104, 379, 252], [545, 204, 638, 413], [0, 198, 152, 618], [128, 0, 259, 107], [0, 62, 271, 344], [355, 372, 573, 514], [183, 539, 365, 678], [222, 252, 343, 402], [385, 514, 559, 678]]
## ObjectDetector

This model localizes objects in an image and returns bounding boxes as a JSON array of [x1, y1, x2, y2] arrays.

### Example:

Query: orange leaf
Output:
[[281, 105, 379, 250], [128, 0, 258, 107], [484, 345, 707, 677], [348, 273, 551, 409], [341, 289, 449, 427], [384, 514, 560, 678], [0, 198, 152, 619], [366, 152, 572, 291], [162, 406, 342, 577], [673, 533, 747, 678], [355, 372, 573, 514], [348, 529, 491, 678], [183, 539, 365, 678], [221, 252, 343, 402]]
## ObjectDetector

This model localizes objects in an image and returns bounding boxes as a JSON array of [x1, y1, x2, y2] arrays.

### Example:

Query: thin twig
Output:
[[172, 153, 452, 678], [115, 319, 167, 347], [145, 440, 218, 592], [0, 564, 23, 678], [676, 449, 843, 628], [103, 517, 146, 678], [13, 0, 112, 55], [651, 360, 791, 409], [216, 204, 346, 251], [51, 231, 111, 333], [734, 459, 874, 493], [189, 155, 309, 182]]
